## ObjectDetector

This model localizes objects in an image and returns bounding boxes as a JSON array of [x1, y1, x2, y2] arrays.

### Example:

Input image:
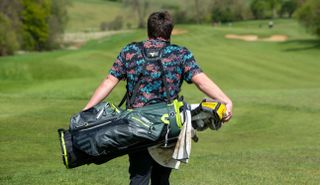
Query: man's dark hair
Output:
[[147, 11, 174, 40]]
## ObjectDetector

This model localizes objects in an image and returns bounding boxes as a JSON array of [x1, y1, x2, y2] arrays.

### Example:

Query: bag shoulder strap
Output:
[[141, 41, 171, 102], [118, 42, 145, 108], [118, 41, 172, 108]]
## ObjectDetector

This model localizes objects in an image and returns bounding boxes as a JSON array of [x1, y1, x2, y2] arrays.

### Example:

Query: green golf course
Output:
[[1, 18, 320, 184]]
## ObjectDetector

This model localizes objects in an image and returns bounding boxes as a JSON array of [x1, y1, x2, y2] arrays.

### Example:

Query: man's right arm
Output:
[[83, 45, 128, 110], [83, 74, 119, 111], [192, 73, 233, 122]]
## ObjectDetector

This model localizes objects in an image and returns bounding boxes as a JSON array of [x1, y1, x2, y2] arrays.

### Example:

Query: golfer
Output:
[[84, 11, 233, 185]]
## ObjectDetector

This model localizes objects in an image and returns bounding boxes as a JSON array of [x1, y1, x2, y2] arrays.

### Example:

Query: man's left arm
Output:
[[181, 48, 233, 121], [192, 73, 233, 122]]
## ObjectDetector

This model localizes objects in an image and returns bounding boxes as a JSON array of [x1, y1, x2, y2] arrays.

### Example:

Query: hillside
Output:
[[65, 0, 260, 32], [0, 19, 320, 185], [67, 0, 123, 32]]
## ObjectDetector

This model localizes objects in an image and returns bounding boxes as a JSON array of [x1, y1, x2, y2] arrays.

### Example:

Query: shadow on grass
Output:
[[282, 39, 320, 52]]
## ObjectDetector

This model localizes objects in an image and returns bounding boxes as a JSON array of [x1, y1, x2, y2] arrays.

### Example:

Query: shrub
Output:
[[295, 0, 320, 37], [279, 0, 298, 18], [211, 0, 247, 23], [173, 9, 191, 24], [0, 0, 70, 55], [0, 13, 19, 56], [100, 16, 123, 31], [250, 0, 271, 19]]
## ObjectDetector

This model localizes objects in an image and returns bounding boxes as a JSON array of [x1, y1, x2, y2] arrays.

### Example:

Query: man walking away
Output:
[[83, 11, 233, 185]]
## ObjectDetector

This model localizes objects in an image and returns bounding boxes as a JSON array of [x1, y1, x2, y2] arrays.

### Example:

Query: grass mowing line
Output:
[[1, 20, 320, 184]]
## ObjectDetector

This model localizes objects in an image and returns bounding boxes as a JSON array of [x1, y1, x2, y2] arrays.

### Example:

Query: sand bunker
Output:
[[172, 29, 188, 35], [261, 35, 288, 42], [225, 34, 288, 42]]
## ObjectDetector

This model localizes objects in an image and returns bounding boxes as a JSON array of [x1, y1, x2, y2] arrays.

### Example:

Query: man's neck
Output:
[[148, 37, 170, 42]]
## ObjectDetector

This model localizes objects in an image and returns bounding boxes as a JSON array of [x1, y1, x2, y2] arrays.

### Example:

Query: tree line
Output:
[[0, 0, 70, 56], [110, 0, 302, 26], [119, 0, 319, 37], [1, 0, 319, 56]]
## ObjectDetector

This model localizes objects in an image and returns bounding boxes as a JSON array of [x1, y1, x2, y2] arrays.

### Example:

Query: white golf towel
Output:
[[148, 106, 193, 169]]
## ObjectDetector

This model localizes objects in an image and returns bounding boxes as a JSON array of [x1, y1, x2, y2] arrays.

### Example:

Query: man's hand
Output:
[[192, 73, 233, 122], [223, 101, 233, 122]]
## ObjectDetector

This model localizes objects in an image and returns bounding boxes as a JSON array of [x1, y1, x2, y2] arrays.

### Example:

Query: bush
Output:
[[211, 0, 247, 23], [20, 0, 51, 50], [0, 0, 70, 55], [212, 7, 233, 23], [45, 0, 70, 49], [173, 9, 192, 24], [250, 0, 273, 19], [100, 16, 123, 31], [295, 0, 320, 38], [279, 0, 298, 18], [0, 13, 19, 56]]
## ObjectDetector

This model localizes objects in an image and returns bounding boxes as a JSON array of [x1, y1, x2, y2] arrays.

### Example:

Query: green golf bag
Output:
[[58, 99, 185, 169]]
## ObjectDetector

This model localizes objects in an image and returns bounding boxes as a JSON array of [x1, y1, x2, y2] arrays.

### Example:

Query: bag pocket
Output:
[[127, 112, 165, 141]]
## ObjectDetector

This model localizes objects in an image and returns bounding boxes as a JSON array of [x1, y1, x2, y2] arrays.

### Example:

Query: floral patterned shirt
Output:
[[109, 38, 202, 108]]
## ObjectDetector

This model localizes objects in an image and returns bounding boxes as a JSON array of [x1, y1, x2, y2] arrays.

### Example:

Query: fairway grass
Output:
[[1, 20, 320, 185]]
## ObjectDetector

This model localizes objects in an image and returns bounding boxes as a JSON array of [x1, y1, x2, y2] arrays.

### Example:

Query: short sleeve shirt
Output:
[[109, 39, 202, 108]]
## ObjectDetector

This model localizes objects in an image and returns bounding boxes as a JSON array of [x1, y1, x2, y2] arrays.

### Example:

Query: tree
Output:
[[211, 6, 233, 23], [250, 0, 286, 19], [123, 0, 149, 28], [295, 0, 320, 37], [46, 0, 70, 49], [0, 0, 21, 56], [100, 16, 123, 31], [20, 0, 52, 50], [280, 0, 299, 18], [211, 0, 247, 23], [0, 13, 19, 56], [250, 0, 272, 19], [194, 0, 202, 24], [268, 0, 281, 18], [0, 0, 22, 30], [0, 0, 70, 55]]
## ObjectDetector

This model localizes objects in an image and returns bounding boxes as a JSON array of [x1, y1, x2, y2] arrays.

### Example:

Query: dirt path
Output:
[[63, 30, 132, 49], [172, 28, 188, 35], [63, 28, 188, 50]]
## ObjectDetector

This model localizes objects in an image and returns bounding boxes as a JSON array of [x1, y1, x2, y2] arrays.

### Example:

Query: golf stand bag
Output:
[[58, 99, 226, 169]]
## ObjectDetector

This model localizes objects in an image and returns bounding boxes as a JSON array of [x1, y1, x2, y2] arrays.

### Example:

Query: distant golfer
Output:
[[84, 11, 233, 185], [269, 21, 274, 29]]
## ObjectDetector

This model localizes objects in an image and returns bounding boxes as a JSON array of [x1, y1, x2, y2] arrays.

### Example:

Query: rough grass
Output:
[[67, 0, 123, 32], [1, 19, 320, 185]]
